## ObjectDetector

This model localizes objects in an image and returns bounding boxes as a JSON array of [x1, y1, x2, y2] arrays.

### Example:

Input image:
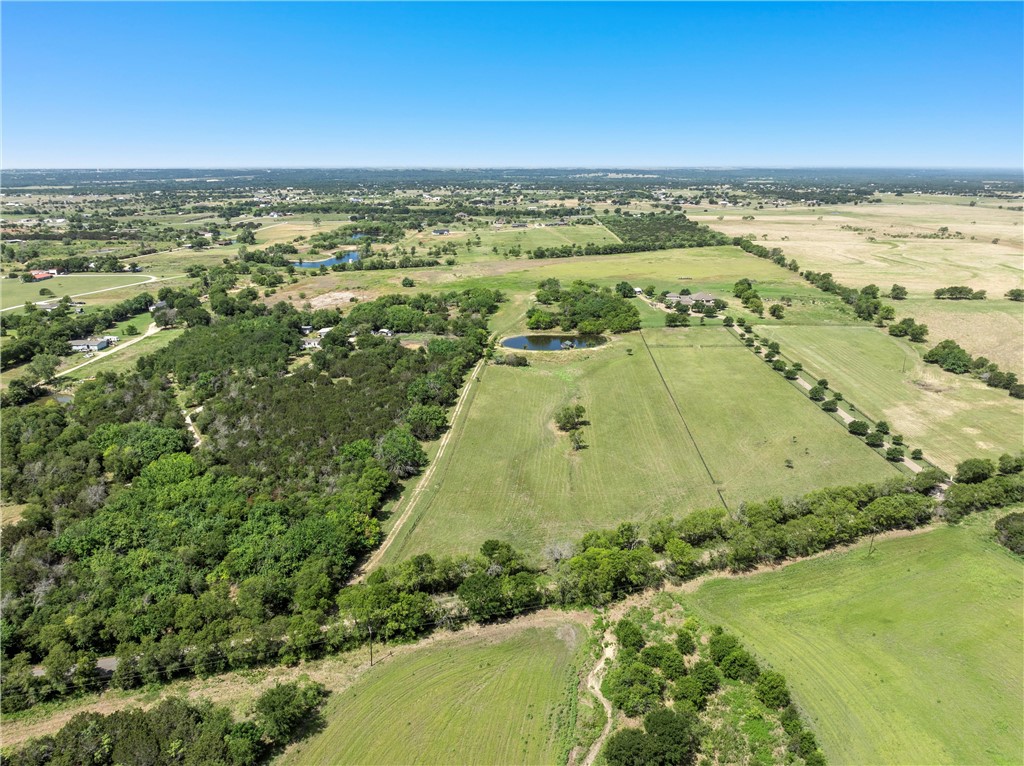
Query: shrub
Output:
[[675, 630, 696, 656], [994, 512, 1024, 554], [755, 669, 791, 708], [720, 649, 760, 683], [614, 619, 646, 655], [691, 660, 721, 696], [602, 661, 665, 717], [708, 632, 740, 664]]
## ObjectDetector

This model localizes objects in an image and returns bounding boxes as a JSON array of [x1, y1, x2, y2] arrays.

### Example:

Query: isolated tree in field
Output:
[[953, 458, 995, 484], [847, 420, 870, 436], [555, 404, 585, 431], [312, 216, 321, 227], [911, 448, 923, 460], [889, 283, 908, 300], [1006, 288, 1024, 302], [821, 399, 838, 412], [569, 429, 586, 451], [644, 284, 656, 297], [769, 304, 785, 319], [885, 446, 905, 462], [875, 420, 890, 434], [808, 384, 826, 401]]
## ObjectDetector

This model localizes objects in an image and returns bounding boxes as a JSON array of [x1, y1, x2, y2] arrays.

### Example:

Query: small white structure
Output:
[[70, 337, 109, 353], [302, 338, 321, 350], [316, 326, 334, 338]]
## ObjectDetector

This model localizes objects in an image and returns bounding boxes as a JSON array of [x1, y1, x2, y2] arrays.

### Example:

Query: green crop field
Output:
[[687, 511, 1024, 766], [754, 324, 1023, 470], [278, 624, 585, 765], [382, 326, 897, 564], [0, 274, 160, 310]]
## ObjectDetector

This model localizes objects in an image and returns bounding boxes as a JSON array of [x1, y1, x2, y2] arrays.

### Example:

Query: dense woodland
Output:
[[0, 290, 502, 713]]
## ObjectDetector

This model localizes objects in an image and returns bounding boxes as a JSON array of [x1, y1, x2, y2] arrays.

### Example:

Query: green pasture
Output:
[[0, 274, 158, 310], [397, 221, 623, 263], [687, 511, 1024, 765], [382, 326, 897, 564], [754, 324, 1024, 471], [643, 327, 899, 506], [278, 624, 584, 766]]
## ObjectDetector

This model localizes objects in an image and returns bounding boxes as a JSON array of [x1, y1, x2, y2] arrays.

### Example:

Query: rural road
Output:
[[55, 321, 161, 380], [353, 357, 485, 580]]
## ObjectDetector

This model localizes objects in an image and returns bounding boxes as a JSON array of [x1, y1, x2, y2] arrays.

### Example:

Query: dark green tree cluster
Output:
[[526, 279, 640, 334], [933, 285, 986, 300], [4, 679, 326, 766], [994, 512, 1024, 554], [600, 213, 730, 250]]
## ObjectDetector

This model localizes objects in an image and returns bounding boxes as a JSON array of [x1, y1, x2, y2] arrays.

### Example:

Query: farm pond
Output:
[[293, 251, 360, 268], [501, 335, 607, 351]]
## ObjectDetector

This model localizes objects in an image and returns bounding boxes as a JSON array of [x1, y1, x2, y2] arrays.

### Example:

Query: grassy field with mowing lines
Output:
[[687, 511, 1024, 766], [643, 327, 899, 507], [754, 324, 1023, 470], [382, 326, 897, 564], [278, 624, 586, 766], [0, 274, 158, 310]]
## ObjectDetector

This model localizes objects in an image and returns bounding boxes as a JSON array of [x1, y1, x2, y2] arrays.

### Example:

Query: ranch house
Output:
[[69, 337, 109, 353]]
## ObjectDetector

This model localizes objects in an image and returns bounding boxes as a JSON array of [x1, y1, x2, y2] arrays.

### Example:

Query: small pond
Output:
[[501, 334, 608, 351], [293, 251, 360, 268]]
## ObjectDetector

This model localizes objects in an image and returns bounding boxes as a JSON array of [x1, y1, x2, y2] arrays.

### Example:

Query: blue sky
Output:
[[2, 2, 1021, 168]]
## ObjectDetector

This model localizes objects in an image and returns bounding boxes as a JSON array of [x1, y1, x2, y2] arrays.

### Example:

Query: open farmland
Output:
[[382, 326, 898, 564], [691, 198, 1024, 373], [754, 324, 1024, 470], [0, 273, 161, 311], [690, 196, 1023, 295], [687, 511, 1024, 766], [278, 623, 586, 766], [642, 327, 899, 506], [897, 295, 1024, 373]]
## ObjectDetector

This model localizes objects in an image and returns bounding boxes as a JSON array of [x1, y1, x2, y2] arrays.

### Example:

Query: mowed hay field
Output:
[[755, 325, 1024, 471], [0, 273, 160, 310], [278, 624, 585, 765], [642, 327, 899, 507], [383, 327, 897, 563], [687, 512, 1024, 766], [691, 197, 1023, 295]]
